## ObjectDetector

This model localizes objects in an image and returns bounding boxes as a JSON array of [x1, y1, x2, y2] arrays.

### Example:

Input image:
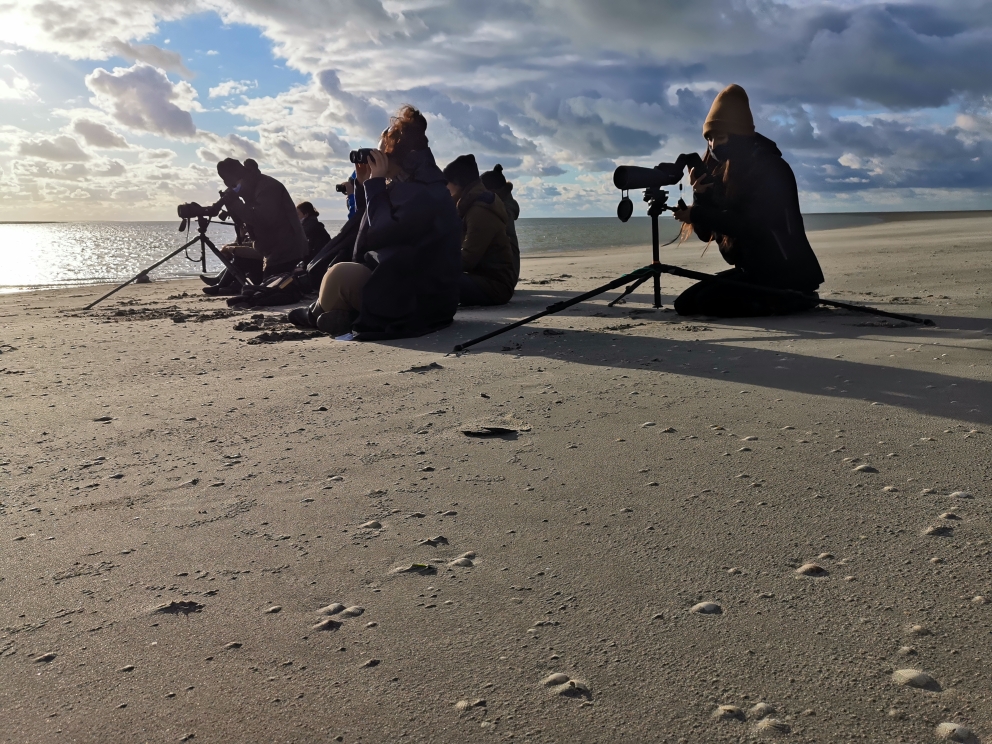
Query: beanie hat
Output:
[[216, 158, 244, 181], [442, 154, 480, 189], [702, 84, 755, 139], [480, 163, 507, 191]]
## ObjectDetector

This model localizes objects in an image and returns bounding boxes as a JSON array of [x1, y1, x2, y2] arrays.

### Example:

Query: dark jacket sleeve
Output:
[[225, 179, 281, 233], [362, 178, 436, 251]]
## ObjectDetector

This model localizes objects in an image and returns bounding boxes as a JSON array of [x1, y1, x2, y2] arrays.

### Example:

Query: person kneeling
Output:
[[672, 84, 824, 317], [443, 154, 516, 307], [289, 106, 461, 339]]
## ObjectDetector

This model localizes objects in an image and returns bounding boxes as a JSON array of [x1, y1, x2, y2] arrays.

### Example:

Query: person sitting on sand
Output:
[[288, 105, 461, 338], [207, 158, 309, 293], [296, 201, 331, 263], [443, 154, 517, 307], [672, 84, 824, 317], [481, 163, 521, 283]]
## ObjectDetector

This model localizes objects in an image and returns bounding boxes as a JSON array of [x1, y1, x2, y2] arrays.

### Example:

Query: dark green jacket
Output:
[[492, 183, 520, 282], [458, 180, 516, 304]]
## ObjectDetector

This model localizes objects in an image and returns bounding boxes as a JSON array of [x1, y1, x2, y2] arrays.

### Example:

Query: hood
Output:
[[458, 180, 507, 224], [400, 148, 446, 185]]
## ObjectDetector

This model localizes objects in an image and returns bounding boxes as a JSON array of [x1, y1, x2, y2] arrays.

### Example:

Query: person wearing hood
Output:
[[296, 201, 331, 262], [212, 158, 309, 289], [288, 105, 462, 339], [443, 154, 517, 306], [481, 164, 520, 282], [672, 84, 824, 317]]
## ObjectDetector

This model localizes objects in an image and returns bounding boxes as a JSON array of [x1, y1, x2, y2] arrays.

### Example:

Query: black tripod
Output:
[[84, 215, 244, 310], [451, 185, 933, 353]]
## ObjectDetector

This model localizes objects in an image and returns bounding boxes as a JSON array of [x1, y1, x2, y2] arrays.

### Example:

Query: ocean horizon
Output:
[[1, 210, 988, 294]]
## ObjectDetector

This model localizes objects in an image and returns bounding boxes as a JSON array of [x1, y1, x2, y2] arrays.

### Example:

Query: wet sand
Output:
[[1, 213, 990, 743]]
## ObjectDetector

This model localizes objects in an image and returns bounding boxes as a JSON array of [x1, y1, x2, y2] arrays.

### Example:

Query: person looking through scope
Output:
[[288, 105, 461, 339], [204, 158, 308, 294], [671, 84, 824, 316], [443, 154, 517, 307]]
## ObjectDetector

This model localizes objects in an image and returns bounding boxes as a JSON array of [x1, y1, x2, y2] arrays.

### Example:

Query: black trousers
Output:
[[674, 268, 818, 318]]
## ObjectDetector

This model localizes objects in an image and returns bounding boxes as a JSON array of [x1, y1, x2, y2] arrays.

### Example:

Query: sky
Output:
[[0, 0, 990, 221]]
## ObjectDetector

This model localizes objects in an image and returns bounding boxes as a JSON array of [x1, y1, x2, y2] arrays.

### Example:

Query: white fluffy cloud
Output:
[[1, 0, 991, 218], [85, 63, 198, 138], [0, 64, 37, 101], [208, 79, 257, 98], [18, 135, 90, 161], [72, 119, 130, 148]]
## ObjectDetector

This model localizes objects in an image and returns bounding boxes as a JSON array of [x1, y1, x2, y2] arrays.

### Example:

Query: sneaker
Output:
[[199, 271, 224, 286]]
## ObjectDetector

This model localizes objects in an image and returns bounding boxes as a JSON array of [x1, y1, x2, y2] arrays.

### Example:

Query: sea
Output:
[[0, 212, 982, 294]]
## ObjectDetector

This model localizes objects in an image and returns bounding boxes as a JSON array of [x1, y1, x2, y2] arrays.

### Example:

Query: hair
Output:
[[680, 137, 749, 253], [380, 105, 429, 165], [296, 201, 318, 218]]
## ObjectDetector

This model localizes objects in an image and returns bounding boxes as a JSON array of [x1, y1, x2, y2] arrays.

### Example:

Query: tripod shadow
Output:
[[374, 287, 991, 426]]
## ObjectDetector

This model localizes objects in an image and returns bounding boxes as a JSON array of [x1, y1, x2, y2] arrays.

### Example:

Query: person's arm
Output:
[[460, 207, 500, 272], [362, 178, 434, 249]]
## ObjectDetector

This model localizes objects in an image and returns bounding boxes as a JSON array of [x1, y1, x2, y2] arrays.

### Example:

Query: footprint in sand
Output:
[[711, 705, 745, 721], [360, 521, 382, 529], [312, 618, 342, 631], [755, 718, 791, 734], [391, 563, 437, 575], [264, 606, 282, 614], [924, 524, 954, 537], [749, 702, 776, 719], [691, 602, 722, 615], [892, 668, 941, 691], [317, 603, 345, 616], [795, 563, 828, 577], [455, 699, 487, 712], [540, 673, 591, 699], [935, 722, 979, 743]]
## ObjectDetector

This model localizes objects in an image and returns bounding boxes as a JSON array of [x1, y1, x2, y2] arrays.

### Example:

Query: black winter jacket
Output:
[[690, 134, 824, 292], [352, 148, 462, 339], [300, 214, 331, 262], [223, 172, 308, 272]]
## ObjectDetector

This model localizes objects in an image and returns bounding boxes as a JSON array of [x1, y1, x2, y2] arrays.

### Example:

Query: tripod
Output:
[[451, 186, 933, 353], [84, 215, 245, 310]]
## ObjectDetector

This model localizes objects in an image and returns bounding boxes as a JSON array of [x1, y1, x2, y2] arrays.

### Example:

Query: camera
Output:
[[335, 181, 349, 194], [349, 148, 375, 164]]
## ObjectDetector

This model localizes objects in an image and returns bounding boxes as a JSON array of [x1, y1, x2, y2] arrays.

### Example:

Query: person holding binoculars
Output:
[[289, 105, 461, 339]]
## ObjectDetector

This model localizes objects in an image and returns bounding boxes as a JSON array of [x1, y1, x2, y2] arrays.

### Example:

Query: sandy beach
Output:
[[2, 213, 990, 743]]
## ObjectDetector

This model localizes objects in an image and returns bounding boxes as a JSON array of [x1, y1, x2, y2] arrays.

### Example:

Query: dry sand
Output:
[[1, 213, 990, 743]]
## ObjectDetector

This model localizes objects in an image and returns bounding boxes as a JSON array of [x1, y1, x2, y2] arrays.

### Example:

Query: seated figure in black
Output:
[[296, 201, 331, 263], [672, 84, 824, 317]]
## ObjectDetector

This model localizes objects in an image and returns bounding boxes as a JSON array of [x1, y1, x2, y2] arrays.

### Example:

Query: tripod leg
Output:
[[453, 266, 656, 352], [607, 272, 654, 307], [83, 238, 199, 310], [201, 236, 249, 286]]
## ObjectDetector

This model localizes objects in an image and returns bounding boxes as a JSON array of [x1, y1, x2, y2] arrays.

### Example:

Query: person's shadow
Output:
[[377, 286, 991, 426]]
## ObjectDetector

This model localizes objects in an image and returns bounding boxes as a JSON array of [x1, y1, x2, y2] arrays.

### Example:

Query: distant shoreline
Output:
[[2, 209, 990, 226]]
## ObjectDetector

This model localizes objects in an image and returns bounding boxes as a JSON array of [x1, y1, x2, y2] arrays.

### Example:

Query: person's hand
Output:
[[355, 162, 371, 185], [689, 167, 713, 194], [367, 148, 389, 179], [672, 203, 692, 224], [220, 243, 236, 257]]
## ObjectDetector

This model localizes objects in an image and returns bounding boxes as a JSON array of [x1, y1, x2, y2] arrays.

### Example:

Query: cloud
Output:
[[0, 64, 38, 101], [2, 0, 992, 218], [18, 135, 90, 161], [208, 79, 257, 98], [85, 63, 197, 138], [107, 39, 192, 77], [72, 119, 129, 148]]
